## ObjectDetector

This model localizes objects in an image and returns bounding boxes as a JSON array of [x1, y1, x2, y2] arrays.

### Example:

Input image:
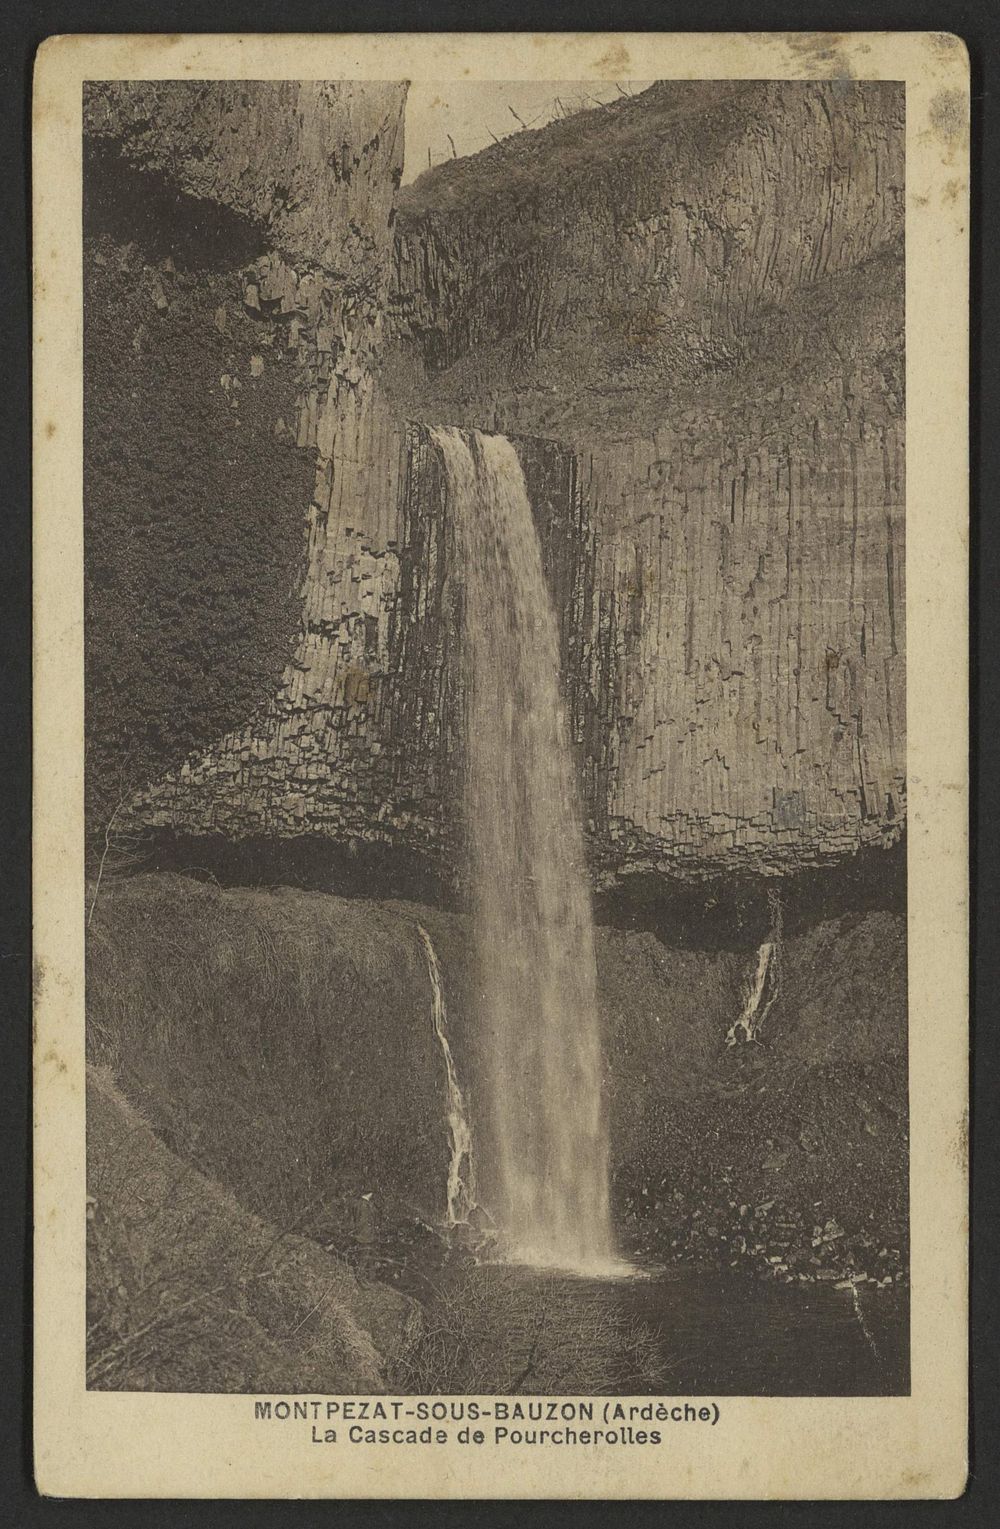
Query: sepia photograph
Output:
[[31, 30, 969, 1500], [80, 70, 909, 1399]]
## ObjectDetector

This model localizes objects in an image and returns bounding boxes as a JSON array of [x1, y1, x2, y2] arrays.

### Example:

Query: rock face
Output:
[[568, 429, 904, 877], [383, 80, 906, 878], [83, 226, 315, 833], [84, 81, 407, 274], [91, 80, 905, 885], [83, 81, 407, 833], [387, 81, 904, 448]]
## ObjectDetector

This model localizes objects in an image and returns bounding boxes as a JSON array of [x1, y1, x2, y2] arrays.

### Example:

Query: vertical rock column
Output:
[[577, 430, 905, 876], [105, 83, 423, 842]]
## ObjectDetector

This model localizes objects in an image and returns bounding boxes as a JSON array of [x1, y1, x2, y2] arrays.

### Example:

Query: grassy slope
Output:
[[398, 83, 752, 222], [86, 1066, 416, 1392], [87, 875, 451, 1233]]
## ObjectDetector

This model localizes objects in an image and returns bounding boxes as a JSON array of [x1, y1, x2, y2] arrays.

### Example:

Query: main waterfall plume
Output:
[[430, 425, 616, 1273]]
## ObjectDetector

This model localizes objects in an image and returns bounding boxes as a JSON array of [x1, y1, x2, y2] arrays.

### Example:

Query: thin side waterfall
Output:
[[416, 923, 476, 1227], [430, 424, 618, 1274], [725, 940, 776, 1047], [726, 890, 784, 1047]]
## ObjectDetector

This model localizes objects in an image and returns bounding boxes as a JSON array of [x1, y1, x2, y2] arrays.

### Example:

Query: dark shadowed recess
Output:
[[132, 828, 904, 954], [84, 139, 267, 272], [141, 831, 455, 912], [594, 833, 907, 949], [83, 142, 315, 842]]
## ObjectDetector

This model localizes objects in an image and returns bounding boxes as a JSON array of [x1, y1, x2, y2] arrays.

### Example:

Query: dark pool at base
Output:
[[458, 1264, 909, 1397]]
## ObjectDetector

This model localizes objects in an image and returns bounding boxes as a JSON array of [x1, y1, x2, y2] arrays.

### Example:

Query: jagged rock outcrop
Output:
[[84, 81, 408, 832], [382, 81, 906, 878], [93, 80, 905, 884], [387, 80, 903, 446], [84, 81, 406, 274], [85, 82, 408, 482]]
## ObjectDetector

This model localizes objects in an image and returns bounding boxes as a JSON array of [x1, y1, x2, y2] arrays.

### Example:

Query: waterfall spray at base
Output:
[[416, 923, 476, 1227], [430, 425, 620, 1276]]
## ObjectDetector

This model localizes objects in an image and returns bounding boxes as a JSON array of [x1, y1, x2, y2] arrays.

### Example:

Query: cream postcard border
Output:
[[32, 31, 970, 1500]]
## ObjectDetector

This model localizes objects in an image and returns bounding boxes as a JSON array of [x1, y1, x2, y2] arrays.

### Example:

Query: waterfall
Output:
[[726, 890, 784, 1046], [726, 940, 777, 1047], [416, 923, 476, 1227], [430, 424, 617, 1274]]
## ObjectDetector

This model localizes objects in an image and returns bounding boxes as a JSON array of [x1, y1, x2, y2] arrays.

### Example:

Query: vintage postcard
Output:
[[33, 32, 969, 1499]]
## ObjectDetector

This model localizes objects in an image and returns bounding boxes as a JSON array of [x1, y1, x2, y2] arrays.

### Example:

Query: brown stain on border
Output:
[[593, 43, 631, 76], [781, 32, 858, 80], [953, 1107, 969, 1173], [929, 87, 969, 145]]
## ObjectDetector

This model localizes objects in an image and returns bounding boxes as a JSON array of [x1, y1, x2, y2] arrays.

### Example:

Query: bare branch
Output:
[[88, 797, 124, 927]]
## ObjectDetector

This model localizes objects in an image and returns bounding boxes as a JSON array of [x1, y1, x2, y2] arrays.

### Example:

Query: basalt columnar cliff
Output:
[[85, 80, 905, 890]]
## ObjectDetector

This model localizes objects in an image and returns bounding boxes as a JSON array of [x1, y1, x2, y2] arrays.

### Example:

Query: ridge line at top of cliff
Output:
[[398, 80, 753, 220], [396, 78, 896, 225]]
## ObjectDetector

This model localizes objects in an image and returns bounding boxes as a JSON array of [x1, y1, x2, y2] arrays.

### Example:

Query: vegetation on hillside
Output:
[[399, 82, 750, 221], [86, 874, 908, 1390], [86, 1066, 415, 1392], [84, 216, 312, 841]]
